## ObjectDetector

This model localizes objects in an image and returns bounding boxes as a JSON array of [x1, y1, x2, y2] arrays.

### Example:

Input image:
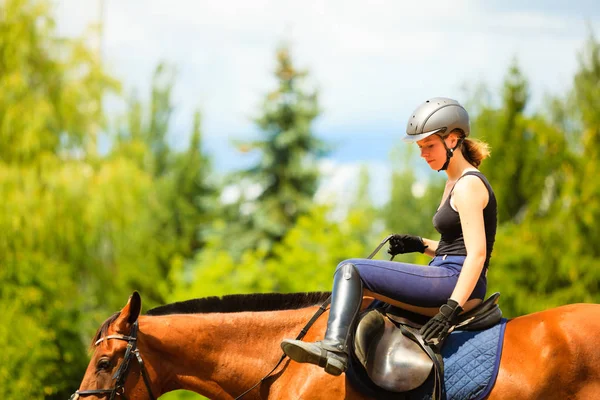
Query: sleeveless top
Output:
[[432, 171, 497, 267]]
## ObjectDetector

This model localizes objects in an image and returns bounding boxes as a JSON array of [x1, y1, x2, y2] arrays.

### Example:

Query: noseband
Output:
[[70, 321, 156, 400]]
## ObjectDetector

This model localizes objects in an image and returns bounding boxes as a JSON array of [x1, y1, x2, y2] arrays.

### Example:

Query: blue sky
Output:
[[55, 0, 600, 205]]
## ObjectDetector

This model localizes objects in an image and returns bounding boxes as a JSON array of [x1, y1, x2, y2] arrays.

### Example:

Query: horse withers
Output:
[[72, 291, 600, 399]]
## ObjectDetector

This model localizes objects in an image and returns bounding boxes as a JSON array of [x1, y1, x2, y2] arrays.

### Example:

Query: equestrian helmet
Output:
[[403, 97, 470, 142]]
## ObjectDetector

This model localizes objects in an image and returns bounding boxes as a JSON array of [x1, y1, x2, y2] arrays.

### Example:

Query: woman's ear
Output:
[[446, 133, 460, 149]]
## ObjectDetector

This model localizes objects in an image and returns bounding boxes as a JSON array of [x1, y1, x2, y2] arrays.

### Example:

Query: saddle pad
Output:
[[346, 319, 508, 400]]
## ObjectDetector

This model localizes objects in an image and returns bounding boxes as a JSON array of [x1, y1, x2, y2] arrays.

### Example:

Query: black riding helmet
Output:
[[403, 97, 470, 171]]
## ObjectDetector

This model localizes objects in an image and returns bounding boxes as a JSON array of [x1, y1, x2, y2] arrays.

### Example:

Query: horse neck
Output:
[[138, 306, 320, 399]]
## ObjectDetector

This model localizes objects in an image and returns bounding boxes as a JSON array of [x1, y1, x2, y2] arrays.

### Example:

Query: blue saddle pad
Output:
[[346, 319, 507, 400]]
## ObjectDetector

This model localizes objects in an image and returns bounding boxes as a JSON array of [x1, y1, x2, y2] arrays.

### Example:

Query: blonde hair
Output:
[[461, 138, 491, 168]]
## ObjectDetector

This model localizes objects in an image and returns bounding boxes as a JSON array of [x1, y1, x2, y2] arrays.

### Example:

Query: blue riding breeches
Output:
[[337, 256, 487, 308]]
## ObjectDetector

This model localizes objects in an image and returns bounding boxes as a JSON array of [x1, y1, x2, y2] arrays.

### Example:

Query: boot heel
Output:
[[324, 357, 346, 376]]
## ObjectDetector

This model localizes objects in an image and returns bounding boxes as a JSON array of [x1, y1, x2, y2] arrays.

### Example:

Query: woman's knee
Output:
[[335, 258, 363, 274]]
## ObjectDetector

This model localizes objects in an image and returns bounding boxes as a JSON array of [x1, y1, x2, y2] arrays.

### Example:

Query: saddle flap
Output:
[[354, 308, 385, 369], [353, 309, 433, 393]]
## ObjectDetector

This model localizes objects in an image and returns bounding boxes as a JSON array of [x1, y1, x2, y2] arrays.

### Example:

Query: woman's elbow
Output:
[[466, 250, 486, 266]]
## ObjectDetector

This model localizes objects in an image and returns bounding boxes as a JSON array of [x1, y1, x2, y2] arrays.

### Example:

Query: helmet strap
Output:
[[437, 137, 464, 172]]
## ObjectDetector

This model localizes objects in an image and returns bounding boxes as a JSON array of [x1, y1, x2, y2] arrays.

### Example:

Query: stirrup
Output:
[[281, 339, 348, 376]]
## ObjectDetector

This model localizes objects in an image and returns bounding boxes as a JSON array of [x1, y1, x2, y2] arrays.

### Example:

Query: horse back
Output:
[[490, 303, 600, 400]]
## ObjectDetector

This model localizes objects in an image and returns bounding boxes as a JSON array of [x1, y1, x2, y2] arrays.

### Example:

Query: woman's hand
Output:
[[419, 299, 463, 347], [387, 234, 428, 256]]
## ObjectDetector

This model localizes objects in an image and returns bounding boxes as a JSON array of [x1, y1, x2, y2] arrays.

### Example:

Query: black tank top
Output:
[[432, 171, 497, 267]]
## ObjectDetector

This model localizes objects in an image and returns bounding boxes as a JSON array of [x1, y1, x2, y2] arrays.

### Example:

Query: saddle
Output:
[[352, 293, 502, 399]]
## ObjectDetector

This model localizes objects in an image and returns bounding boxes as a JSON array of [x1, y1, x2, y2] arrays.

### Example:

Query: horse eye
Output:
[[97, 358, 111, 371]]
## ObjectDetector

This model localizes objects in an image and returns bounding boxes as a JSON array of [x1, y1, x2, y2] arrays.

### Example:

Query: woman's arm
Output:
[[422, 238, 439, 258], [449, 176, 489, 306]]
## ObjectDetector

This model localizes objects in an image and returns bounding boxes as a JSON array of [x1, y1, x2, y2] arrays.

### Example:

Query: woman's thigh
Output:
[[339, 258, 459, 308]]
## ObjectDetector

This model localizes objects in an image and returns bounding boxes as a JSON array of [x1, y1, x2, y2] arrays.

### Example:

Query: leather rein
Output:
[[70, 321, 156, 400], [72, 236, 395, 400], [72, 301, 332, 400], [234, 235, 394, 399]]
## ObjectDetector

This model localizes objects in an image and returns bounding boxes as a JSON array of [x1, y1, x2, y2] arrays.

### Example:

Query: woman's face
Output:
[[417, 135, 446, 170]]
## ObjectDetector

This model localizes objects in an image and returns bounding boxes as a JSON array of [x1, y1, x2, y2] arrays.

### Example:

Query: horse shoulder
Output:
[[269, 298, 376, 400]]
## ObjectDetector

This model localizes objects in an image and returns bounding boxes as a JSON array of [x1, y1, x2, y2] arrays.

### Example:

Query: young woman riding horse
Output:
[[72, 98, 600, 399], [282, 97, 497, 375]]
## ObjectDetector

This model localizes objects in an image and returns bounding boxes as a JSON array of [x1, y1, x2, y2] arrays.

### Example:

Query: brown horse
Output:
[[72, 291, 600, 400]]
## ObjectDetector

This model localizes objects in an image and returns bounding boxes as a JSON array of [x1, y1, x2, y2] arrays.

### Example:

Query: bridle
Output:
[[70, 321, 156, 400]]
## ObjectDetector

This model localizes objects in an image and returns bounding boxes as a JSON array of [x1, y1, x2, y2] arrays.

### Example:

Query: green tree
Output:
[[232, 45, 327, 254], [0, 0, 120, 397], [477, 62, 529, 222], [169, 203, 373, 298], [480, 42, 600, 317], [0, 0, 118, 164], [0, 2, 217, 398], [164, 111, 218, 258], [112, 64, 217, 295], [113, 62, 175, 176], [475, 62, 568, 224]]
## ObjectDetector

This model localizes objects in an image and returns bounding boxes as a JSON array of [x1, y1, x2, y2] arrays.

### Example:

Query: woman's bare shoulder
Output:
[[453, 174, 488, 208]]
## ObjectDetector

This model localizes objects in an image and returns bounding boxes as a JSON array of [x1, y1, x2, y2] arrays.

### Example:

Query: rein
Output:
[[70, 321, 156, 400], [73, 236, 396, 400], [234, 296, 332, 400], [235, 235, 394, 399]]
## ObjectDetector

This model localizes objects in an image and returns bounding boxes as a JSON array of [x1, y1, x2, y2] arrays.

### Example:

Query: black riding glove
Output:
[[387, 234, 428, 256], [420, 299, 463, 347]]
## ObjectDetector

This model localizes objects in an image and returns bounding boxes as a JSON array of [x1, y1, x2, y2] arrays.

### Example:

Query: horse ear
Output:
[[114, 291, 142, 333]]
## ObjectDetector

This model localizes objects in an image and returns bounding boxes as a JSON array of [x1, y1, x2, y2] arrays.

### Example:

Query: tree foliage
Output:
[[478, 39, 600, 316], [229, 45, 327, 255], [3, 1, 600, 399], [0, 2, 214, 398]]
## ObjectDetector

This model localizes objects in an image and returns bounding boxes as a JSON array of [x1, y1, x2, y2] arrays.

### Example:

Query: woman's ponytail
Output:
[[461, 138, 490, 168]]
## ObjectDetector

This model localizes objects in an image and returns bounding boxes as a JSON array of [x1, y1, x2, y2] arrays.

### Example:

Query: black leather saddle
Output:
[[352, 293, 502, 399]]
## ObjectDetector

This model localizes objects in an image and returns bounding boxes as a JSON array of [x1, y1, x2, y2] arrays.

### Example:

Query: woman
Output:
[[281, 97, 497, 377]]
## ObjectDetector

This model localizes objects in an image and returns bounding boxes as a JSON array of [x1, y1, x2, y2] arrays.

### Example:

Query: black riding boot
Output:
[[281, 263, 363, 376]]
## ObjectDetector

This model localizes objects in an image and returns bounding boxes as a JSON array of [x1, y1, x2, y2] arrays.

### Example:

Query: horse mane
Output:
[[145, 291, 332, 316]]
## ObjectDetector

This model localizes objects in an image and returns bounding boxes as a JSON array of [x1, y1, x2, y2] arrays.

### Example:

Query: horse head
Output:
[[71, 291, 157, 400], [70, 290, 345, 400]]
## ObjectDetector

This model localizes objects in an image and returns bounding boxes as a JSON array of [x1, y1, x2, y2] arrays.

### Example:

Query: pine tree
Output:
[[168, 111, 217, 255], [234, 45, 327, 254], [482, 41, 600, 316], [476, 62, 567, 223], [113, 64, 217, 285]]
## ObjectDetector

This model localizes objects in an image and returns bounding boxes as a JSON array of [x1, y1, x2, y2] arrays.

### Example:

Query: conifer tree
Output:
[[234, 45, 327, 253], [168, 111, 217, 255]]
